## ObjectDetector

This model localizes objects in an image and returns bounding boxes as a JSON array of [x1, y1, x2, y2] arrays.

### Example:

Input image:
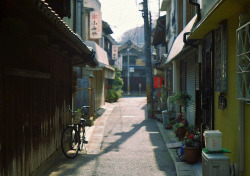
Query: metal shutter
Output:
[[186, 53, 198, 126]]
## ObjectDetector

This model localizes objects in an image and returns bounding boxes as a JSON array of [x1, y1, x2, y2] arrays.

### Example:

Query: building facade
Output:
[[71, 0, 115, 111], [160, 0, 250, 175], [119, 41, 146, 95], [0, 0, 97, 175]]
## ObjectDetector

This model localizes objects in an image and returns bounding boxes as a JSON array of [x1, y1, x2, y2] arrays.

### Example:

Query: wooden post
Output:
[[89, 74, 94, 118], [72, 71, 78, 112]]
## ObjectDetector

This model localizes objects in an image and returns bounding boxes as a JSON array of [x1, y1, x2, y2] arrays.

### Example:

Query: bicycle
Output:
[[61, 105, 90, 158]]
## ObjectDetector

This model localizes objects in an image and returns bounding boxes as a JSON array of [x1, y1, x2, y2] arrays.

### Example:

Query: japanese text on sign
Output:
[[90, 11, 102, 39], [112, 45, 118, 60], [154, 77, 163, 88]]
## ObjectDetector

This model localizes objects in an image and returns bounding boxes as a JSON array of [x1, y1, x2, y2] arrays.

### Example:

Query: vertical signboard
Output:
[[112, 45, 118, 60], [154, 77, 163, 88], [90, 11, 102, 39], [118, 55, 123, 70], [115, 55, 123, 71]]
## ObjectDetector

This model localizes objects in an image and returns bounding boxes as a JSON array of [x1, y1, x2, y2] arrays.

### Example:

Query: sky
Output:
[[99, 0, 165, 42]]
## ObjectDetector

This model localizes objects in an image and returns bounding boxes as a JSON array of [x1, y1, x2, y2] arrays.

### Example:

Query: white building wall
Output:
[[84, 0, 101, 10]]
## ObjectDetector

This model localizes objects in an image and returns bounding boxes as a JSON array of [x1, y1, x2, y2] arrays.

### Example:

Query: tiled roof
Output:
[[31, 0, 98, 67]]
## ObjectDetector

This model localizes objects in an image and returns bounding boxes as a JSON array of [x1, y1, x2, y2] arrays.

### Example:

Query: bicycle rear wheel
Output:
[[61, 126, 80, 158]]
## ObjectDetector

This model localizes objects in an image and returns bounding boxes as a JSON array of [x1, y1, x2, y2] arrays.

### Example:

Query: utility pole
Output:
[[159, 0, 160, 18], [141, 0, 154, 118], [127, 48, 130, 95]]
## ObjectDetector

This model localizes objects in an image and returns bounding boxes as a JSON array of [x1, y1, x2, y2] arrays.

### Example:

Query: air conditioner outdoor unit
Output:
[[202, 150, 230, 176]]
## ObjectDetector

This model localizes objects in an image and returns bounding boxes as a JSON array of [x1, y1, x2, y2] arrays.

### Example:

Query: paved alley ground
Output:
[[36, 97, 176, 176]]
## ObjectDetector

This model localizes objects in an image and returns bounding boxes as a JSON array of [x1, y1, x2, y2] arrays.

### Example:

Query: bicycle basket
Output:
[[72, 112, 81, 124]]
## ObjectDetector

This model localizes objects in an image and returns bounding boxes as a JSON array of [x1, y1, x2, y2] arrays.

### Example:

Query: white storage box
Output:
[[203, 130, 222, 152], [202, 150, 230, 176], [162, 110, 168, 127]]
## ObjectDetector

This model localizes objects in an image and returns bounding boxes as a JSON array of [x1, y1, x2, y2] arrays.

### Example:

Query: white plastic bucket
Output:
[[203, 130, 222, 152]]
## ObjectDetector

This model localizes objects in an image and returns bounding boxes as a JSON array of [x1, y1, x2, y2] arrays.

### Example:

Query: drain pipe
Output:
[[183, 32, 198, 48], [188, 0, 201, 22], [239, 100, 245, 176]]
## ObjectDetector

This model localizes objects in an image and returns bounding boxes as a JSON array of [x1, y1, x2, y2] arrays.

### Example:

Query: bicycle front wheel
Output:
[[61, 126, 80, 158]]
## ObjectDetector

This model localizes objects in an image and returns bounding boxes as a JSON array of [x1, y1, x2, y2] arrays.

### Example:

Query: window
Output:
[[141, 70, 146, 77], [123, 57, 128, 65], [214, 21, 227, 92], [130, 56, 136, 65], [236, 21, 250, 101], [133, 71, 140, 77], [167, 67, 173, 91]]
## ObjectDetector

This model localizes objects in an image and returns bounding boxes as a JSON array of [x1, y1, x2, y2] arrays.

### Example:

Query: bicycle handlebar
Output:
[[68, 105, 90, 113]]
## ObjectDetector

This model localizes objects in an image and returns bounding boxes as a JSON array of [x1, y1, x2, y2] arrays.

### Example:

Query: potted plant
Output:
[[183, 127, 201, 164], [166, 119, 176, 129], [169, 91, 191, 107], [174, 122, 186, 140], [170, 92, 191, 127], [176, 120, 187, 141]]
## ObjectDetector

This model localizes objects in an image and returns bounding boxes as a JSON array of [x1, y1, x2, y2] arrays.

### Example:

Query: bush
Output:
[[106, 66, 124, 103], [106, 89, 123, 103]]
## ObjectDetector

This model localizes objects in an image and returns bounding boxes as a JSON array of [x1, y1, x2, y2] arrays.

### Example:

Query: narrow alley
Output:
[[35, 97, 176, 176]]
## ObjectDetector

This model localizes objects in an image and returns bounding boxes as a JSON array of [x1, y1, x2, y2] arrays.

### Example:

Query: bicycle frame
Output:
[[61, 105, 89, 158]]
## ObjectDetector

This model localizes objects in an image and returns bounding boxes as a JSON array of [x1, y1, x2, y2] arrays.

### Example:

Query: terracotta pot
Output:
[[184, 146, 201, 164], [177, 127, 187, 140], [166, 125, 173, 130]]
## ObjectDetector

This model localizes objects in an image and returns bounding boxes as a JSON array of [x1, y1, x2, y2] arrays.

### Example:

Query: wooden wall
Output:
[[94, 70, 105, 110], [0, 32, 72, 176]]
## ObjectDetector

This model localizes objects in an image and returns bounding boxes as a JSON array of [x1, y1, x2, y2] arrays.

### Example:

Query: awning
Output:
[[189, 0, 248, 39], [85, 41, 114, 70], [84, 41, 115, 79], [165, 15, 197, 64], [152, 15, 166, 46]]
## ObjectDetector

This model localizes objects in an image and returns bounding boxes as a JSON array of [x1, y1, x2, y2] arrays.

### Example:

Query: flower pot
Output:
[[177, 127, 186, 140], [184, 146, 201, 164], [166, 125, 172, 130]]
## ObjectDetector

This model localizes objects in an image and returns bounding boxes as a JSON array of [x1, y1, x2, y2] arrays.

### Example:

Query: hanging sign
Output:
[[154, 77, 163, 88], [90, 11, 102, 39], [117, 55, 123, 70], [129, 67, 134, 72], [112, 45, 118, 60]]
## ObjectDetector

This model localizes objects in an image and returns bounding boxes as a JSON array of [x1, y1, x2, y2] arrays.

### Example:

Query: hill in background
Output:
[[119, 25, 144, 46]]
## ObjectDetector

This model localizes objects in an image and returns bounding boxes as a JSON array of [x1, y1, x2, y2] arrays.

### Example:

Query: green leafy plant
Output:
[[169, 119, 176, 125], [174, 122, 185, 128], [170, 92, 191, 107], [106, 66, 124, 102], [166, 119, 176, 129]]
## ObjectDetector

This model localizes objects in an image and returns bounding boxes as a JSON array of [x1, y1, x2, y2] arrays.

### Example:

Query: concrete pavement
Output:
[[80, 97, 176, 176], [31, 97, 202, 176], [156, 120, 202, 176]]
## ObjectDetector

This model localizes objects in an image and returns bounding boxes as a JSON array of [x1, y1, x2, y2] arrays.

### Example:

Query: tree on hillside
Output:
[[119, 25, 144, 45]]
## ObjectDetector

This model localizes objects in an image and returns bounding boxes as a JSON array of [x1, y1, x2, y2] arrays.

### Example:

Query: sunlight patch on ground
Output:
[[122, 115, 135, 118]]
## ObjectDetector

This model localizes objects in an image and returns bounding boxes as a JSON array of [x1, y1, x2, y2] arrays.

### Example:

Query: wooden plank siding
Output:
[[0, 33, 72, 176], [94, 70, 105, 111]]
